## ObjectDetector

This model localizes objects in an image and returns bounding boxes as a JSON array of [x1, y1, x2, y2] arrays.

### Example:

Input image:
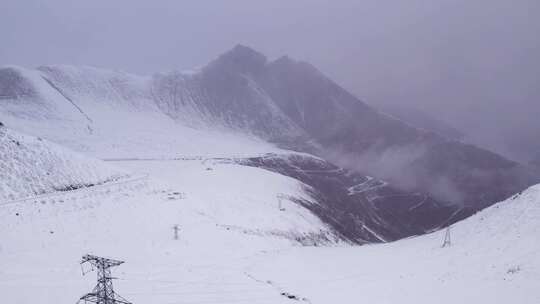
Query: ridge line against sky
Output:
[[1, 0, 539, 162]]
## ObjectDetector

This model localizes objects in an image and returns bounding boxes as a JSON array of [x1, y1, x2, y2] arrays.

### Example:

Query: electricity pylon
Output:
[[442, 226, 452, 248], [173, 225, 180, 240], [78, 254, 132, 304], [277, 194, 286, 211]]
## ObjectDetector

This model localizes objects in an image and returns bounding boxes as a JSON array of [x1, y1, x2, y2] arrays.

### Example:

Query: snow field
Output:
[[249, 185, 540, 304], [0, 157, 337, 304]]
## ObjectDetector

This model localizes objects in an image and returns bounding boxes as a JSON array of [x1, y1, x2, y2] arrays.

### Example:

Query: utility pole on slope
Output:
[[442, 226, 452, 248], [277, 194, 286, 211], [173, 225, 180, 240], [78, 254, 132, 304]]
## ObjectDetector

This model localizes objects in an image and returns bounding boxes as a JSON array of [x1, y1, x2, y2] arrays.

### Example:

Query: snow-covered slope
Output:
[[0, 65, 283, 159], [249, 184, 540, 303], [0, 156, 338, 304], [2, 157, 538, 303], [0, 126, 125, 202]]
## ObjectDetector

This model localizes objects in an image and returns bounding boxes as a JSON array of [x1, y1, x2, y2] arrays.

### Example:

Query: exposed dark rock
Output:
[[236, 153, 470, 244]]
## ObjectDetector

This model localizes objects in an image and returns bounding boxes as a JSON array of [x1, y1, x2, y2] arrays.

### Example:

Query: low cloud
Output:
[[324, 144, 466, 204]]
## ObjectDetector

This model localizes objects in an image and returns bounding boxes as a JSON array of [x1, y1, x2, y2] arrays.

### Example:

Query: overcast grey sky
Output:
[[1, 0, 539, 161]]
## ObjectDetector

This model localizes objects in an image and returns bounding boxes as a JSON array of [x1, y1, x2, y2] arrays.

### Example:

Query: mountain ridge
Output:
[[0, 45, 537, 241]]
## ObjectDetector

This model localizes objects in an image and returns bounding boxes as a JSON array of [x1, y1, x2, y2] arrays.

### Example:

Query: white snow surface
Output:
[[0, 157, 336, 304], [0, 127, 126, 202], [0, 65, 285, 159], [1, 145, 539, 303]]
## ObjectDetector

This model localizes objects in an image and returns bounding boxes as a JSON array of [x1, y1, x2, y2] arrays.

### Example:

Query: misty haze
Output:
[[1, 1, 539, 303]]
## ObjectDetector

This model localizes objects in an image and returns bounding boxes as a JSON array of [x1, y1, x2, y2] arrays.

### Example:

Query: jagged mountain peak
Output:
[[208, 44, 268, 75]]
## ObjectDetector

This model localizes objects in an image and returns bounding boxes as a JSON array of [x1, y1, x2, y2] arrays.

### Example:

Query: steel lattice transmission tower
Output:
[[442, 226, 452, 248], [78, 254, 132, 304]]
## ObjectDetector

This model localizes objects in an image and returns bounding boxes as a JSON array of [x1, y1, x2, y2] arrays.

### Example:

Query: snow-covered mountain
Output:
[[250, 183, 540, 303], [0, 59, 384, 242], [0, 64, 283, 159], [1, 41, 539, 302], [0, 45, 536, 243]]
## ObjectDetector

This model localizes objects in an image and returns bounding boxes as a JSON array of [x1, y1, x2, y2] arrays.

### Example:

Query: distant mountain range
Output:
[[197, 45, 535, 209], [0, 44, 537, 242]]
